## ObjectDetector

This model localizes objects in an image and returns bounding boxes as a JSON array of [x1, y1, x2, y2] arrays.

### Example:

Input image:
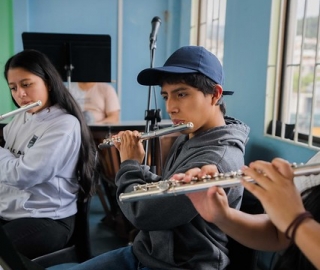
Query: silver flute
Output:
[[119, 162, 320, 202], [0, 101, 42, 122], [98, 122, 194, 149]]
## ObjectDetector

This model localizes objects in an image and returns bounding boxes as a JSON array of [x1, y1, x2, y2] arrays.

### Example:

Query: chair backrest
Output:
[[69, 195, 92, 261]]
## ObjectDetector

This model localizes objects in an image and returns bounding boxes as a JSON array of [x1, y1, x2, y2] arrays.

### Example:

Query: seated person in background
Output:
[[69, 45, 250, 270], [0, 49, 97, 259], [68, 82, 120, 124], [174, 153, 320, 269]]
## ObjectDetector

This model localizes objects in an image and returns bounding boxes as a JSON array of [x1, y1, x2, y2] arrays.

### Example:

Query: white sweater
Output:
[[294, 151, 320, 194], [0, 105, 80, 220]]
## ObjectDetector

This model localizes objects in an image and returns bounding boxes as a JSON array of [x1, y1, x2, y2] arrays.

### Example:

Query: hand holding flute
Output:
[[98, 122, 192, 170], [98, 122, 194, 149], [174, 158, 320, 270], [105, 122, 194, 163], [176, 159, 317, 228], [113, 129, 146, 163], [119, 161, 320, 202]]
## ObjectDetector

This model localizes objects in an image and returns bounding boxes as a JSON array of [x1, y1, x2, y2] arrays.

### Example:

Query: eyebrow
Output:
[[160, 87, 189, 95], [8, 78, 31, 85]]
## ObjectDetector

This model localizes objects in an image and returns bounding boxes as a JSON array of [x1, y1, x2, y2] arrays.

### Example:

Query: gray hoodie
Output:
[[0, 106, 80, 220], [116, 116, 250, 269]]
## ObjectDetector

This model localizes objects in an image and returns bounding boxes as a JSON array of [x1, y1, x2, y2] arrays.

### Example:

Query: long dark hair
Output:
[[4, 49, 98, 200], [273, 184, 320, 270]]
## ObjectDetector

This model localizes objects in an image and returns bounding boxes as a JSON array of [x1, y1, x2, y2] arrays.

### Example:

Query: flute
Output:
[[119, 162, 320, 202], [0, 101, 42, 122], [98, 122, 194, 149]]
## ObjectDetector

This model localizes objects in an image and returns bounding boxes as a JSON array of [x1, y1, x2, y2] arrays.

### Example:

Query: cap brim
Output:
[[137, 66, 198, 86], [137, 66, 234, 96], [223, 91, 234, 96]]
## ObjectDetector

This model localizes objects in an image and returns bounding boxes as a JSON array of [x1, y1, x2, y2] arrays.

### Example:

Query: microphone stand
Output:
[[143, 26, 161, 173]]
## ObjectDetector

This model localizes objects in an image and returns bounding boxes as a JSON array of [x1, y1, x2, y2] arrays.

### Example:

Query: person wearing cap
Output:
[[69, 46, 250, 270]]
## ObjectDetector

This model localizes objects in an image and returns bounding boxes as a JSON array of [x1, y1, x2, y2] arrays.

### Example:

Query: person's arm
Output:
[[294, 218, 320, 268], [112, 131, 198, 230], [171, 165, 290, 251], [96, 83, 120, 124], [214, 206, 288, 251], [242, 158, 320, 269], [0, 114, 80, 187], [96, 109, 120, 124]]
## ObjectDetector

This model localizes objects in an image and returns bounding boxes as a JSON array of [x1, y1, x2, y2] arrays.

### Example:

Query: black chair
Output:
[[31, 195, 92, 268], [226, 236, 258, 270], [0, 224, 45, 270], [0, 196, 92, 270], [226, 189, 265, 270]]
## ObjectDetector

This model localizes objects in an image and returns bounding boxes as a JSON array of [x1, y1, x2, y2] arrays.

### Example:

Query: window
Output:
[[190, 0, 227, 63], [266, 0, 320, 148]]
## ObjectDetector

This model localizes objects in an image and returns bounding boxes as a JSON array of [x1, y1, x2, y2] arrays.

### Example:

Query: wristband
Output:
[[285, 211, 313, 242]]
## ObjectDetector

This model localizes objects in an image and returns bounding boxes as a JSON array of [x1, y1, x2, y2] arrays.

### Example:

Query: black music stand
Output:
[[22, 32, 111, 84]]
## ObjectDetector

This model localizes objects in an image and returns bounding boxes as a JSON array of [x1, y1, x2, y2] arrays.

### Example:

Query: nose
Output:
[[166, 96, 178, 115], [16, 87, 27, 99]]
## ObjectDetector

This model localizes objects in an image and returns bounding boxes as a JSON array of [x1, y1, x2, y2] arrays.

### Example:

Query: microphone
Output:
[[150, 16, 161, 49]]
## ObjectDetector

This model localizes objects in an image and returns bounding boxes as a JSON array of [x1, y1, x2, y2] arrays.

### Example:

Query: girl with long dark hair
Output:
[[0, 49, 97, 259]]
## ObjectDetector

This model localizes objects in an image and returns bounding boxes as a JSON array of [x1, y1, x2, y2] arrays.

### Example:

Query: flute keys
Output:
[[200, 175, 211, 182], [133, 182, 157, 191], [158, 180, 172, 191], [102, 137, 120, 145], [291, 162, 304, 168], [209, 172, 224, 180], [202, 170, 243, 181]]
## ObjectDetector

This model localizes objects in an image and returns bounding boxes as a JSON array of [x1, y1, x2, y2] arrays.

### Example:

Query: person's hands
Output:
[[171, 165, 231, 224], [241, 158, 306, 233], [113, 130, 145, 163]]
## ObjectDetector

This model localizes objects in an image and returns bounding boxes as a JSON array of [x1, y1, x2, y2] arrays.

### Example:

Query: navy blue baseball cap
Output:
[[137, 46, 234, 95]]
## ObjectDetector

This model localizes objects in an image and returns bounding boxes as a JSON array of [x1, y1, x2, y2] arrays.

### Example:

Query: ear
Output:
[[211, 85, 223, 105]]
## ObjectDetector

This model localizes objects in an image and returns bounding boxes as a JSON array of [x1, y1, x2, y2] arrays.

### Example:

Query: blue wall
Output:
[[10, 0, 191, 121], [223, 0, 317, 163]]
